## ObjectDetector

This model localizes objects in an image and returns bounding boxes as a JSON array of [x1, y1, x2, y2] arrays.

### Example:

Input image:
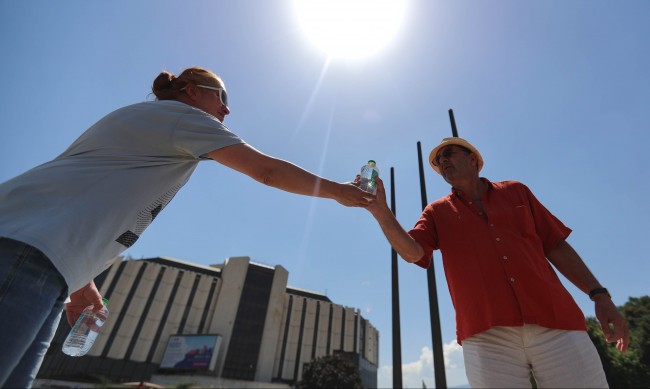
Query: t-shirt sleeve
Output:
[[520, 183, 572, 254], [172, 109, 246, 159], [407, 206, 438, 269]]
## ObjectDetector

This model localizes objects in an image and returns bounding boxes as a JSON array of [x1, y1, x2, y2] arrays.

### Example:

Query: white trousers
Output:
[[462, 324, 608, 388]]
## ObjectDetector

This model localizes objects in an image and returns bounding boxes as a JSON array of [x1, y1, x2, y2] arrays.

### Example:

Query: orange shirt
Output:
[[408, 179, 587, 344]]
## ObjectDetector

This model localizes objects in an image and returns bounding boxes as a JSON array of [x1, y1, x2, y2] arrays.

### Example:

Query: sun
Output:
[[293, 0, 407, 60]]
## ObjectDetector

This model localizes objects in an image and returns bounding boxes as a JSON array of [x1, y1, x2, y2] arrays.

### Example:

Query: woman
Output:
[[0, 66, 373, 388]]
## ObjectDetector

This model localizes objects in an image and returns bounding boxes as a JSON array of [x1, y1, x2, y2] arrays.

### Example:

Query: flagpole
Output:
[[417, 142, 447, 388], [448, 109, 459, 137], [390, 167, 403, 389]]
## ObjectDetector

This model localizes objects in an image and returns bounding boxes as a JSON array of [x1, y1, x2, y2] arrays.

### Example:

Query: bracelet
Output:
[[589, 287, 611, 301]]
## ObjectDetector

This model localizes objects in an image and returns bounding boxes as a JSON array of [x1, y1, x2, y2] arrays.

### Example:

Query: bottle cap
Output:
[[102, 298, 109, 307], [367, 160, 376, 166]]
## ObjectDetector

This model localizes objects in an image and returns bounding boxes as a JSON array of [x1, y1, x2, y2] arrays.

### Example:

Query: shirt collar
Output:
[[451, 177, 493, 198]]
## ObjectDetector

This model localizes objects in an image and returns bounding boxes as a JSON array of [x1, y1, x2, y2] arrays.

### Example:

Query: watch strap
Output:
[[589, 287, 611, 301]]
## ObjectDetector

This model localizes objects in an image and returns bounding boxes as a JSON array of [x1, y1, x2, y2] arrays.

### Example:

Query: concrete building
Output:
[[36, 256, 379, 388]]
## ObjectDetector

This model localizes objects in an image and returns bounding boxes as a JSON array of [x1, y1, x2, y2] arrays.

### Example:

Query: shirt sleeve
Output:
[[407, 205, 438, 269], [172, 109, 246, 159], [520, 183, 572, 254]]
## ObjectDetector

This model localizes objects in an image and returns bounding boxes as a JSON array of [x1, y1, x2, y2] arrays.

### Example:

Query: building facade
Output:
[[37, 256, 379, 388]]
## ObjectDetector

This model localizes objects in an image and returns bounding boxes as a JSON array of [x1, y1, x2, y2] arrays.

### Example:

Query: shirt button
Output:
[[503, 256, 508, 260], [478, 212, 483, 216], [510, 277, 515, 283], [490, 224, 495, 227], [496, 237, 501, 242], [469, 201, 473, 204]]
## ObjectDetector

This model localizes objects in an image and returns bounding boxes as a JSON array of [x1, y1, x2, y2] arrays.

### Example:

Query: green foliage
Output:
[[296, 353, 363, 389], [586, 295, 650, 388]]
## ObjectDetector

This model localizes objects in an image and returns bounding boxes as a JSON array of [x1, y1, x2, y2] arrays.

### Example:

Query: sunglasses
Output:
[[196, 85, 228, 107], [432, 147, 470, 166]]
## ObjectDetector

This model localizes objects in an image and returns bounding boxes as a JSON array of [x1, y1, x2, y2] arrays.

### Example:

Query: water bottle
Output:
[[359, 160, 379, 195], [62, 298, 109, 357]]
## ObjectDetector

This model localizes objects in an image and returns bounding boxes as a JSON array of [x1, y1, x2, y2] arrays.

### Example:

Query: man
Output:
[[364, 137, 628, 387]]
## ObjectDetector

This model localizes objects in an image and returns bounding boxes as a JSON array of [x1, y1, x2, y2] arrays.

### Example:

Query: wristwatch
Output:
[[589, 287, 611, 301]]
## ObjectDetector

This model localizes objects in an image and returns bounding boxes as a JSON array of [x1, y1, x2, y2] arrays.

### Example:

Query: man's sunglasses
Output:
[[431, 147, 470, 166]]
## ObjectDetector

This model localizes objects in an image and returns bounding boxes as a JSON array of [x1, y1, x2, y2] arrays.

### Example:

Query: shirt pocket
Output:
[[514, 204, 537, 238]]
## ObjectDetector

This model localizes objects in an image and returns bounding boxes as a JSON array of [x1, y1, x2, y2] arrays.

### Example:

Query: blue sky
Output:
[[1, 1, 648, 387]]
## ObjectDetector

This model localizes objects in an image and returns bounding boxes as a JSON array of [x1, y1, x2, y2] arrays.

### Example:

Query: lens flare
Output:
[[294, 0, 407, 60]]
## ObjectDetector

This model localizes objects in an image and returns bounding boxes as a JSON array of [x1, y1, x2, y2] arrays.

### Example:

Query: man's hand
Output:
[[65, 281, 104, 327], [594, 294, 629, 353], [353, 175, 389, 215]]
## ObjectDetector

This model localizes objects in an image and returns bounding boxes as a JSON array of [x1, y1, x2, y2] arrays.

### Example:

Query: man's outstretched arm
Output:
[[363, 176, 425, 263]]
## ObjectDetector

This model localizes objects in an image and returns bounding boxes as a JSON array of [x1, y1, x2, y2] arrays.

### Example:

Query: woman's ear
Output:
[[182, 84, 199, 102]]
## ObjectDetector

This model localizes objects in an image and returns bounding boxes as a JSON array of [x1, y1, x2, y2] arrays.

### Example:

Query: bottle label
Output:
[[371, 169, 378, 185]]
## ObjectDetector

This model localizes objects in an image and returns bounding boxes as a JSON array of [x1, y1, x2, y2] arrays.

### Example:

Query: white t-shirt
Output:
[[0, 100, 246, 293]]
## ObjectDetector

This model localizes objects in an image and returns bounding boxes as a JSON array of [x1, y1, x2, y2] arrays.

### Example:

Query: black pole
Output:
[[448, 109, 458, 138], [417, 141, 447, 388], [390, 167, 403, 389]]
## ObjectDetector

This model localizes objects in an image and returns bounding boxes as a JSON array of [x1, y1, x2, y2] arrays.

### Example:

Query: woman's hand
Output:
[[65, 281, 104, 327]]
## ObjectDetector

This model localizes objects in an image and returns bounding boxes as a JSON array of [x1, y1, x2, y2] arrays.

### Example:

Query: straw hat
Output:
[[428, 137, 483, 175]]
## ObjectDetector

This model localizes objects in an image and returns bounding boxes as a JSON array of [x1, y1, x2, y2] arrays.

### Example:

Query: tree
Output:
[[296, 353, 363, 389], [586, 295, 650, 387]]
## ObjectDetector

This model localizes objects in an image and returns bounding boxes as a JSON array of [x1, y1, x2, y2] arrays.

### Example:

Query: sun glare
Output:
[[294, 0, 407, 60]]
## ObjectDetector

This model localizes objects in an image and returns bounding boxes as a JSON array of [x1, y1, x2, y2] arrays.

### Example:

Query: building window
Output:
[[222, 265, 274, 380]]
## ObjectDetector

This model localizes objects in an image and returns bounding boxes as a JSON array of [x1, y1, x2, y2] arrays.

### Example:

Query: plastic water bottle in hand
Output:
[[359, 160, 379, 195], [62, 298, 109, 357]]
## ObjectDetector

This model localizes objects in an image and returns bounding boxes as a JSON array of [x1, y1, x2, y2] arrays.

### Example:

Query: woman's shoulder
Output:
[[124, 99, 188, 112], [116, 100, 219, 122]]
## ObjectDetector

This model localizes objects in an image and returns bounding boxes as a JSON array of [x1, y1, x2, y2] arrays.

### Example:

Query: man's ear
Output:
[[469, 153, 479, 171]]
